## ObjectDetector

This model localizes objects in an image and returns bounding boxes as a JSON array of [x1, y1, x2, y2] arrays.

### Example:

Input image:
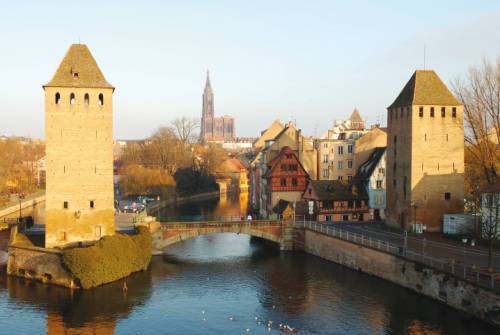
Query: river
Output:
[[0, 193, 497, 334]]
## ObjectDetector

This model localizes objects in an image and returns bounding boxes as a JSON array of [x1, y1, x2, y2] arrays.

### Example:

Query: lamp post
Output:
[[462, 238, 468, 278], [18, 193, 25, 224]]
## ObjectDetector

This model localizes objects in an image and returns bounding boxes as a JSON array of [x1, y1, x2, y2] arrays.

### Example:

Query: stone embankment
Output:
[[298, 226, 500, 327]]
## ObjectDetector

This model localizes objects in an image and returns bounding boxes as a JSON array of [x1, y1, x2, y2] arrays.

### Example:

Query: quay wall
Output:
[[301, 228, 500, 327], [147, 190, 220, 214]]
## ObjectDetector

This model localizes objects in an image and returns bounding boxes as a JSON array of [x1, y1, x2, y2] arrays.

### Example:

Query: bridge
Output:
[[151, 219, 296, 252]]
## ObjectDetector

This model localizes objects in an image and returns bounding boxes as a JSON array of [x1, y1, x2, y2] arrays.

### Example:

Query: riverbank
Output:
[[298, 223, 500, 328], [147, 190, 220, 214]]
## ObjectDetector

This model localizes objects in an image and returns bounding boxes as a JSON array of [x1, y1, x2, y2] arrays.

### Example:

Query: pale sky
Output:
[[0, 0, 499, 139]]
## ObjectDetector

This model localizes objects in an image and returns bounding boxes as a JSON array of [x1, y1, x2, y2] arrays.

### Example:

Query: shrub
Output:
[[62, 226, 152, 289]]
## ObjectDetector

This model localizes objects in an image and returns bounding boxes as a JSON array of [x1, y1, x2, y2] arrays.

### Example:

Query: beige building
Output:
[[253, 119, 284, 149], [44, 44, 115, 248], [316, 110, 366, 181], [386, 70, 464, 232], [354, 126, 387, 172]]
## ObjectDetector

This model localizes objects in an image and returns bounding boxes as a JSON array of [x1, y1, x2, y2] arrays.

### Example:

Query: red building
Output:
[[303, 180, 369, 222], [263, 146, 309, 216]]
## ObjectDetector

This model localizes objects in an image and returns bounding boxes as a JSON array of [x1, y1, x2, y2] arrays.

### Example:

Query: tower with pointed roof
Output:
[[201, 70, 215, 142], [386, 70, 464, 231], [349, 108, 365, 130], [199, 70, 235, 142], [43, 44, 115, 247]]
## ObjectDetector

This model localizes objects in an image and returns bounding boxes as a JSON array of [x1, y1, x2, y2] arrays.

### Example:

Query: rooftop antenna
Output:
[[423, 44, 426, 70]]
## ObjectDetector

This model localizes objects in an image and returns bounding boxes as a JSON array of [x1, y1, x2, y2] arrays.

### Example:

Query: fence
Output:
[[302, 221, 500, 291]]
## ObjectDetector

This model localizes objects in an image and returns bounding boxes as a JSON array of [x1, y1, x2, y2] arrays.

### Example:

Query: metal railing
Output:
[[302, 221, 500, 291]]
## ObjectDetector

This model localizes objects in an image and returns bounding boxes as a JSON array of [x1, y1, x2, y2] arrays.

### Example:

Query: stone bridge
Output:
[[151, 220, 297, 252]]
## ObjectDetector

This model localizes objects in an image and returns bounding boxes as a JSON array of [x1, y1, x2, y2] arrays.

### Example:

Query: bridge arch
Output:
[[153, 221, 289, 251]]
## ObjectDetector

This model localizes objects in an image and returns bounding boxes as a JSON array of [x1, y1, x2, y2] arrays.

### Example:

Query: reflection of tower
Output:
[[47, 313, 116, 334], [200, 70, 214, 142]]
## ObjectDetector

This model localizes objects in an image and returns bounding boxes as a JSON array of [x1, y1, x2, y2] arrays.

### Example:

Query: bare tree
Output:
[[171, 117, 200, 144], [481, 189, 500, 270], [452, 58, 500, 191]]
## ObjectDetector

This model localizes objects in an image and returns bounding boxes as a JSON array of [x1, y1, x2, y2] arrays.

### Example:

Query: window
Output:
[[342, 215, 349, 221], [72, 72, 79, 78], [419, 106, 423, 117], [338, 146, 344, 155], [430, 107, 435, 117], [286, 154, 293, 159], [444, 192, 451, 201], [289, 164, 298, 171], [393, 179, 396, 186], [323, 143, 328, 148], [55, 92, 60, 104], [84, 93, 90, 105], [323, 168, 329, 178], [347, 144, 353, 154], [338, 176, 343, 181], [323, 154, 329, 163], [338, 161, 343, 169], [90, 200, 94, 209], [403, 176, 407, 200], [376, 180, 383, 189], [325, 215, 332, 222], [70, 93, 75, 105], [378, 168, 385, 175], [292, 177, 298, 187], [393, 147, 397, 157], [347, 175, 353, 181], [281, 164, 288, 171], [446, 134, 449, 142], [98, 93, 104, 106], [393, 135, 397, 143], [280, 178, 286, 187], [441, 107, 446, 117], [347, 160, 353, 169], [452, 107, 457, 118], [63, 201, 68, 209], [393, 162, 396, 172]]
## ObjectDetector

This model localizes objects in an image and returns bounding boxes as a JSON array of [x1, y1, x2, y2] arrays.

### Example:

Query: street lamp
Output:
[[18, 193, 25, 224], [462, 238, 468, 278]]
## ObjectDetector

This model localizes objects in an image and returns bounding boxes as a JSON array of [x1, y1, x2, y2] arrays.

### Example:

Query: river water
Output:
[[0, 193, 497, 334]]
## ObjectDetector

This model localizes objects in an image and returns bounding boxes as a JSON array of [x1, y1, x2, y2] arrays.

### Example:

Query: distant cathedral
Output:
[[200, 71, 235, 142]]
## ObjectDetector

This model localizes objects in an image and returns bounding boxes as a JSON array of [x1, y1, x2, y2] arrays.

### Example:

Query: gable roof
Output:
[[216, 158, 247, 173], [305, 180, 367, 201], [355, 147, 386, 180], [388, 70, 460, 108], [44, 44, 114, 90], [263, 146, 309, 178]]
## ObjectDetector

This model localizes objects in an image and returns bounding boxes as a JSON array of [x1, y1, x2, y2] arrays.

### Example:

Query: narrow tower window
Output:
[[84, 93, 90, 105], [70, 93, 75, 105], [419, 106, 423, 117], [55, 92, 60, 104], [441, 107, 446, 117], [90, 200, 94, 209], [452, 107, 457, 118], [98, 93, 104, 106], [430, 107, 435, 117]]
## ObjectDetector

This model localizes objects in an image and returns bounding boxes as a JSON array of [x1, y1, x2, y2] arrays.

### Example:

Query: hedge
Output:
[[62, 226, 152, 289]]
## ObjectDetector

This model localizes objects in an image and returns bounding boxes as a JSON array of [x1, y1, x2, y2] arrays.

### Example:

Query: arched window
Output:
[[98, 93, 104, 106], [70, 93, 75, 105], [84, 93, 90, 105], [55, 92, 60, 104]]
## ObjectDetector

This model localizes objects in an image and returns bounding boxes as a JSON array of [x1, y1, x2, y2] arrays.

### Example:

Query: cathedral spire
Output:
[[205, 69, 211, 89]]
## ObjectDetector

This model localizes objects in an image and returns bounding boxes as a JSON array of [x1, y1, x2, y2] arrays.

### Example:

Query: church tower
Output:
[[201, 70, 214, 142], [386, 70, 464, 232], [43, 44, 115, 248]]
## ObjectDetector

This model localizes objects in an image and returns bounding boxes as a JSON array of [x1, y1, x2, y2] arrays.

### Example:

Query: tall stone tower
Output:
[[43, 44, 115, 248], [201, 70, 214, 142], [386, 70, 464, 232]]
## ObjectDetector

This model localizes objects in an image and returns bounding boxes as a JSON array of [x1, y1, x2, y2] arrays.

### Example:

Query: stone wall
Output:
[[302, 228, 500, 326], [7, 245, 75, 288]]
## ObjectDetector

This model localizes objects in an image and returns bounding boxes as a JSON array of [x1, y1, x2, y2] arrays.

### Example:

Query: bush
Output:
[[62, 226, 152, 289]]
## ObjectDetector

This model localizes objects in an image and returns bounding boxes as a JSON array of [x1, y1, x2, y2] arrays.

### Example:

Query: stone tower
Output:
[[386, 70, 464, 232], [201, 70, 214, 142], [43, 44, 115, 248]]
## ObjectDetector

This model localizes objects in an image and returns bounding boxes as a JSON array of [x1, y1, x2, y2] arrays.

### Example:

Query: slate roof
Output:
[[272, 199, 309, 215], [306, 180, 367, 201], [44, 44, 114, 89], [355, 147, 386, 180], [388, 70, 460, 108]]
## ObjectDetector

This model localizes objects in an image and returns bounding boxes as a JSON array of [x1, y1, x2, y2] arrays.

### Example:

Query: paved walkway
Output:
[[324, 221, 500, 270]]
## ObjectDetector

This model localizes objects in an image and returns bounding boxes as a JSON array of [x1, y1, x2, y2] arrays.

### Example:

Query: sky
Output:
[[0, 0, 499, 140]]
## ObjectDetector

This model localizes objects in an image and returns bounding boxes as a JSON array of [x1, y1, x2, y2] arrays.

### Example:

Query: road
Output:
[[325, 221, 500, 271]]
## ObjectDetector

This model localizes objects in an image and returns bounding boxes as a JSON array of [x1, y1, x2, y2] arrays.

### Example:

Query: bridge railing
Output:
[[302, 221, 500, 292], [157, 215, 253, 223]]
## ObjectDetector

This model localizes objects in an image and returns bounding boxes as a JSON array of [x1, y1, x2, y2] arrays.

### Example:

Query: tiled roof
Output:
[[388, 70, 460, 108], [44, 44, 114, 89], [355, 147, 386, 180], [307, 180, 367, 201], [349, 108, 363, 123]]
